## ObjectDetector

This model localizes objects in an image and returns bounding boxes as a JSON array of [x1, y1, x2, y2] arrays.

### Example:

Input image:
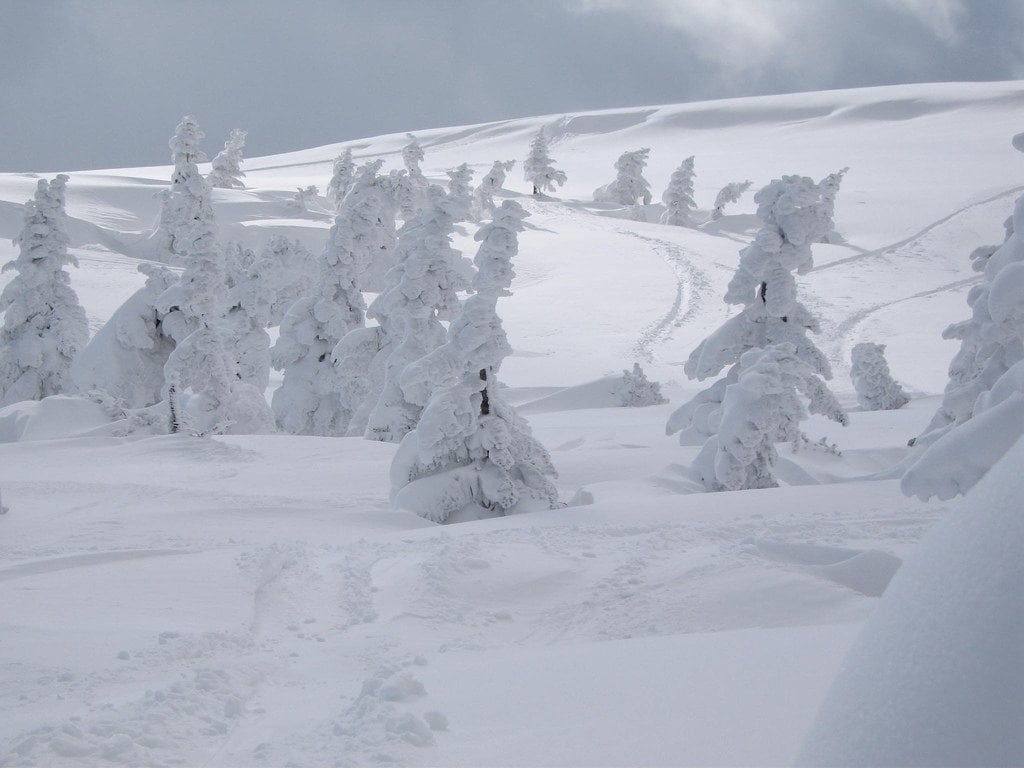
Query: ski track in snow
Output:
[[617, 229, 711, 363], [807, 190, 1017, 381]]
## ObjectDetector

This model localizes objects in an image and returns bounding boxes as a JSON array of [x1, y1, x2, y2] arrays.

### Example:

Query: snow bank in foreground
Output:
[[797, 436, 1024, 767]]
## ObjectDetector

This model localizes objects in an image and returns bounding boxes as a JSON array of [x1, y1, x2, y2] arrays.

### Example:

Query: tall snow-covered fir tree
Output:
[[270, 167, 381, 435], [850, 342, 909, 411], [712, 180, 753, 220], [151, 115, 209, 265], [666, 175, 847, 487], [660, 156, 697, 226], [474, 159, 515, 216], [0, 175, 88, 407], [594, 148, 652, 207], [523, 129, 566, 196], [207, 128, 247, 189], [391, 201, 559, 523], [363, 184, 474, 443], [902, 148, 1024, 500], [153, 124, 272, 435], [326, 148, 356, 208]]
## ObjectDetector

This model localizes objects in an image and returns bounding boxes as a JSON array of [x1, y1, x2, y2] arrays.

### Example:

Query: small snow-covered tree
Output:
[[288, 185, 320, 213], [207, 128, 246, 189], [70, 262, 178, 408], [398, 133, 429, 219], [447, 163, 475, 221], [326, 148, 356, 207], [618, 362, 668, 407], [712, 180, 753, 220], [0, 175, 88, 407], [364, 184, 474, 442], [691, 343, 835, 490], [660, 156, 697, 226], [667, 175, 847, 455], [850, 342, 909, 411], [151, 115, 208, 265], [391, 201, 559, 522], [523, 129, 566, 196], [595, 148, 652, 207], [817, 167, 848, 243], [474, 159, 515, 215]]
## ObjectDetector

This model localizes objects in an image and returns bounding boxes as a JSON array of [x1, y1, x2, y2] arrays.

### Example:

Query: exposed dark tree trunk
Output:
[[479, 368, 490, 416], [168, 382, 180, 433]]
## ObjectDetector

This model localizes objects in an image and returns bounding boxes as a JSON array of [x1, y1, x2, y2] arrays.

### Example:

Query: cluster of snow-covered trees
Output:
[[7, 110, 1022, 517]]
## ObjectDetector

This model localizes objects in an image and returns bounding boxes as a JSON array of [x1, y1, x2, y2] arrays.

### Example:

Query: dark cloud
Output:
[[0, 0, 1020, 171]]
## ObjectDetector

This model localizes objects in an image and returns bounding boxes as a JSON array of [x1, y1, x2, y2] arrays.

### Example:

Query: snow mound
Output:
[[0, 396, 112, 443], [754, 540, 901, 597], [518, 371, 666, 414], [797, 436, 1024, 767]]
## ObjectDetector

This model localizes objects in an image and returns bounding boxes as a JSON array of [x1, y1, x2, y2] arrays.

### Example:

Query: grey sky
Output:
[[2, 0, 1022, 172]]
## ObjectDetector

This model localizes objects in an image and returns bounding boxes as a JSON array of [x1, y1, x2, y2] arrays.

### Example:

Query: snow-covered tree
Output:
[[523, 129, 566, 196], [817, 167, 848, 243], [271, 172, 375, 435], [255, 236, 318, 326], [70, 262, 178, 408], [151, 115, 209, 265], [618, 363, 668, 407], [474, 159, 515, 216], [222, 244, 273, 392], [850, 342, 909, 411], [447, 163, 475, 221], [0, 175, 88, 407], [397, 133, 429, 219], [327, 159, 399, 294], [207, 128, 246, 189], [910, 240, 1018, 448], [153, 131, 272, 435], [660, 156, 697, 226], [666, 175, 847, 458], [364, 184, 474, 442], [691, 343, 839, 490], [712, 180, 753, 220], [288, 185, 320, 213], [903, 171, 1024, 500], [391, 201, 559, 522], [595, 148, 652, 207], [326, 148, 356, 207]]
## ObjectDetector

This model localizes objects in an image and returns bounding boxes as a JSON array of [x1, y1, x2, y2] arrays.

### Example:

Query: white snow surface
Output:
[[0, 80, 1021, 765]]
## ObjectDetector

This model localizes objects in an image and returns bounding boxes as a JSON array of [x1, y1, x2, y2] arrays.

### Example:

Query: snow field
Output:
[[1, 80, 1022, 765]]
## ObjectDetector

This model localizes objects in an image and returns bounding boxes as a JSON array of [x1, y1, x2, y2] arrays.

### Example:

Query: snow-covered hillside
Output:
[[1, 81, 1022, 766]]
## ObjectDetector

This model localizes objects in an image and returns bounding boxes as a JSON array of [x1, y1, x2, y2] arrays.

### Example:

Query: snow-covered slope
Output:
[[0, 81, 1020, 766]]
